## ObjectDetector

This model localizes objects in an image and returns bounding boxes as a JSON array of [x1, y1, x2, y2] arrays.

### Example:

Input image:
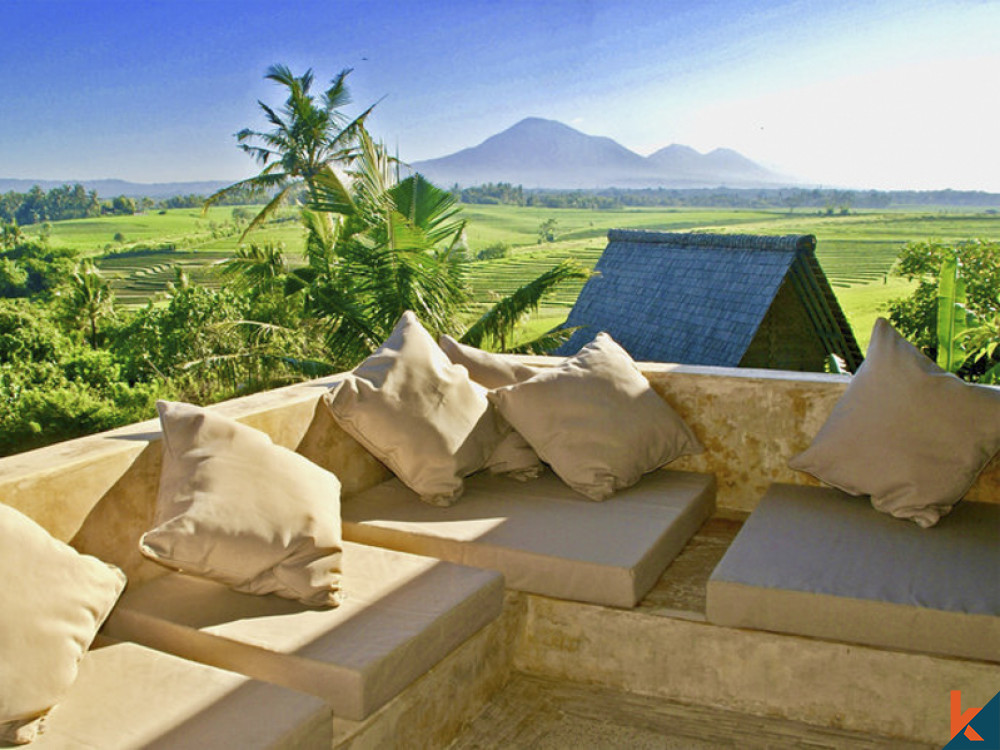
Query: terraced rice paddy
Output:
[[97, 250, 232, 305]]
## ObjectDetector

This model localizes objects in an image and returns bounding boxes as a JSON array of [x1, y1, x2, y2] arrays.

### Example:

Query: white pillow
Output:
[[789, 318, 1000, 527], [0, 503, 126, 745], [325, 312, 507, 505], [488, 333, 702, 500], [140, 401, 344, 606], [439, 334, 545, 481]]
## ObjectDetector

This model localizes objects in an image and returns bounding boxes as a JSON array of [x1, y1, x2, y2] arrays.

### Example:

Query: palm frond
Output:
[[350, 129, 395, 217], [307, 281, 384, 365], [388, 173, 465, 246], [506, 326, 580, 355], [219, 243, 287, 292], [264, 63, 300, 89], [460, 261, 589, 351], [306, 165, 357, 217], [256, 101, 289, 134], [323, 68, 354, 118], [239, 182, 300, 241], [202, 172, 286, 213]]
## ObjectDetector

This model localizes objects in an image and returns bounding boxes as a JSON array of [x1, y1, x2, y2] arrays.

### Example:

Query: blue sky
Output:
[[2, 0, 999, 190]]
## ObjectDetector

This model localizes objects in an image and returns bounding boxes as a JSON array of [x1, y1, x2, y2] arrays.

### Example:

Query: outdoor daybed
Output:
[[103, 541, 503, 721]]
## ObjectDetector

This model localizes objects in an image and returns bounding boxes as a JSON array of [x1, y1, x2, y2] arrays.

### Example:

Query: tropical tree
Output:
[[960, 315, 1000, 384], [204, 65, 375, 239], [888, 239, 1000, 354], [220, 242, 288, 295], [537, 217, 558, 243], [63, 259, 114, 349], [933, 250, 1000, 382], [283, 130, 471, 365], [289, 129, 587, 367], [1, 221, 23, 250]]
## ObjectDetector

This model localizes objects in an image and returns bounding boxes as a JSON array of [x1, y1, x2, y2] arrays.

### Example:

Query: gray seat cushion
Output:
[[707, 484, 1000, 661], [342, 469, 716, 607], [33, 642, 331, 749], [104, 542, 503, 721]]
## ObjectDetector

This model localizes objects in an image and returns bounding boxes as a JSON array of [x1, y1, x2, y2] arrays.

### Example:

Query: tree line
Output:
[[454, 184, 1000, 211], [0, 184, 269, 227]]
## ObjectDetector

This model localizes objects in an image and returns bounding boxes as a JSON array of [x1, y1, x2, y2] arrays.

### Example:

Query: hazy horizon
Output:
[[4, 0, 999, 192]]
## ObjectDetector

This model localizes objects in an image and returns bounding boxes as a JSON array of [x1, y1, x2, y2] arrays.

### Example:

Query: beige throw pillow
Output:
[[0, 503, 126, 745], [789, 318, 1000, 527], [140, 401, 344, 607], [325, 312, 506, 505], [438, 334, 543, 389], [439, 334, 545, 480], [488, 333, 702, 500]]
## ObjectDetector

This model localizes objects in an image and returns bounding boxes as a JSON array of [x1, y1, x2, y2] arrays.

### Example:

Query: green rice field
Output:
[[26, 204, 1000, 352]]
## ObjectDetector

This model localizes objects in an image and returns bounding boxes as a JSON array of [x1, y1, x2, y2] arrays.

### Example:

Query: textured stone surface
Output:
[[639, 363, 1000, 510], [516, 595, 1000, 746], [450, 673, 932, 749]]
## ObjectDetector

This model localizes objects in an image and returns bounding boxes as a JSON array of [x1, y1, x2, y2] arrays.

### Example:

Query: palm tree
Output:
[[66, 259, 114, 349], [214, 65, 586, 369], [293, 129, 588, 366], [205, 65, 375, 240]]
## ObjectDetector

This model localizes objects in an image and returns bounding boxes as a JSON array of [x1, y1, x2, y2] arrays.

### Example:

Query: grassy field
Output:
[[25, 204, 1000, 353], [26, 207, 240, 251]]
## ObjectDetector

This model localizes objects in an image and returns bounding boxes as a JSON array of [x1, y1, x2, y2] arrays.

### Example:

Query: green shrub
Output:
[[476, 242, 510, 261]]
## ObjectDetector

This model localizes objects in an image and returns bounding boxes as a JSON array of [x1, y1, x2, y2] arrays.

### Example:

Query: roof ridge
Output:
[[606, 229, 814, 253]]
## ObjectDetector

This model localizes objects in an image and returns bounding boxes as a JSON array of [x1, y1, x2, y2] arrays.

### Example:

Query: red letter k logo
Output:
[[952, 690, 985, 741]]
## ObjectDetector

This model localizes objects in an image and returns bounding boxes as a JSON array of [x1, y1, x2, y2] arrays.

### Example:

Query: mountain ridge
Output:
[[412, 117, 792, 189]]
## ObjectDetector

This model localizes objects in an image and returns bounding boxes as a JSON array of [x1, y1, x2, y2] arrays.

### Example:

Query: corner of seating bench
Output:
[[102, 541, 504, 722], [706, 483, 1000, 662]]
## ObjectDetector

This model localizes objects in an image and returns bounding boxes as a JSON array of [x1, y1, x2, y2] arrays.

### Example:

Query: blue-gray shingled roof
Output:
[[556, 230, 853, 366]]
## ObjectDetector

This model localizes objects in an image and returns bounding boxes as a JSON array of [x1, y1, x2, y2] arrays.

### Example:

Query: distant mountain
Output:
[[412, 118, 791, 189], [3, 119, 790, 196], [646, 144, 779, 186], [0, 178, 232, 199]]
